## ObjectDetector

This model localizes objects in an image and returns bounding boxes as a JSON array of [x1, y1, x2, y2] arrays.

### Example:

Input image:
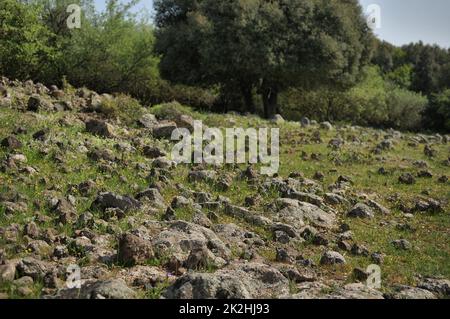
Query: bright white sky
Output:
[[94, 0, 450, 48]]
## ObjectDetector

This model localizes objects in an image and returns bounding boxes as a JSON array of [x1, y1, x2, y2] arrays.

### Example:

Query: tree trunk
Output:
[[241, 85, 255, 114], [262, 87, 278, 119]]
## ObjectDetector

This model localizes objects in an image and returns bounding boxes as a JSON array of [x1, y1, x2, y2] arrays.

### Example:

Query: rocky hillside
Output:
[[0, 77, 449, 299]]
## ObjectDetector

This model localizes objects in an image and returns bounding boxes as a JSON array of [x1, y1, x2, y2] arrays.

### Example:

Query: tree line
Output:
[[0, 0, 449, 132]]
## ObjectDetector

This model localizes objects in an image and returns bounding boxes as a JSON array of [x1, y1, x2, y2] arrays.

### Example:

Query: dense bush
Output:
[[155, 0, 374, 118], [60, 2, 159, 98], [347, 66, 389, 126], [281, 89, 355, 123], [150, 101, 196, 121], [423, 90, 450, 132], [0, 0, 448, 132], [0, 0, 57, 81], [384, 87, 427, 131], [281, 66, 428, 131], [97, 94, 145, 126], [141, 80, 217, 110]]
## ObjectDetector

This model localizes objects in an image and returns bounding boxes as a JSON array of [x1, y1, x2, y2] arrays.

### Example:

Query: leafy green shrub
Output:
[[347, 66, 389, 127], [385, 86, 427, 131], [98, 94, 145, 126], [386, 64, 413, 89], [150, 101, 196, 120], [0, 0, 57, 81], [423, 90, 450, 132], [281, 66, 429, 131], [141, 79, 217, 110], [281, 89, 357, 123]]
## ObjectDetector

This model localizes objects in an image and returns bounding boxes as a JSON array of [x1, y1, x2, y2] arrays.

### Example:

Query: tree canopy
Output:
[[0, 0, 448, 132], [155, 0, 374, 118]]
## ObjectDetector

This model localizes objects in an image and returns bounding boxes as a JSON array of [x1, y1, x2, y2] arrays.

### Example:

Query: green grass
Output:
[[1, 103, 449, 298]]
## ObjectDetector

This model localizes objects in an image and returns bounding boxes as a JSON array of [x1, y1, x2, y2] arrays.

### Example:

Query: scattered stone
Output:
[[78, 180, 96, 196], [299, 225, 318, 240], [164, 262, 289, 299], [54, 279, 137, 299], [351, 243, 369, 257], [87, 148, 116, 162], [329, 138, 344, 149], [152, 157, 175, 169], [135, 188, 166, 208], [424, 145, 437, 158], [300, 117, 310, 127], [188, 170, 217, 183], [325, 283, 384, 299], [53, 245, 69, 259], [276, 199, 336, 230], [118, 233, 154, 266], [312, 233, 329, 246], [274, 230, 290, 244], [152, 121, 177, 139], [399, 173, 416, 185], [174, 114, 196, 131], [353, 267, 369, 281], [153, 220, 230, 266], [418, 278, 450, 297], [320, 122, 333, 130], [0, 262, 16, 284], [27, 95, 49, 112], [320, 251, 346, 265], [438, 175, 448, 183], [377, 139, 394, 151], [52, 199, 77, 224], [85, 119, 115, 138], [138, 113, 157, 128], [275, 248, 293, 263], [9, 153, 27, 164], [391, 239, 412, 250], [347, 203, 374, 219], [391, 286, 437, 299], [225, 204, 272, 227], [366, 199, 390, 215], [417, 170, 433, 178], [0, 84, 9, 97], [337, 240, 352, 252], [286, 191, 323, 207], [16, 257, 50, 280], [33, 128, 50, 142], [313, 171, 325, 181], [192, 211, 212, 228], [143, 146, 166, 158], [242, 166, 258, 180], [371, 252, 385, 265], [271, 223, 298, 239], [50, 89, 65, 99], [23, 221, 39, 239], [92, 192, 141, 213], [27, 240, 51, 255], [271, 114, 285, 123], [289, 267, 317, 283], [118, 265, 170, 287], [184, 247, 215, 270], [1, 135, 22, 149], [170, 196, 191, 209], [417, 198, 442, 213], [14, 276, 34, 287], [413, 160, 429, 168]]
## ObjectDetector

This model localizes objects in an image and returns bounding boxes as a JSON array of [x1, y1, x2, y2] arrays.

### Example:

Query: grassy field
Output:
[[0, 101, 449, 298]]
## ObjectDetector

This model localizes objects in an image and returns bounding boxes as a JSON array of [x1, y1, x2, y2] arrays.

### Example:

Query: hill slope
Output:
[[0, 77, 449, 299]]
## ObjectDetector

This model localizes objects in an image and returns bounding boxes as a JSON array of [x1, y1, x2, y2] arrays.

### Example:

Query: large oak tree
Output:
[[155, 0, 374, 118]]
